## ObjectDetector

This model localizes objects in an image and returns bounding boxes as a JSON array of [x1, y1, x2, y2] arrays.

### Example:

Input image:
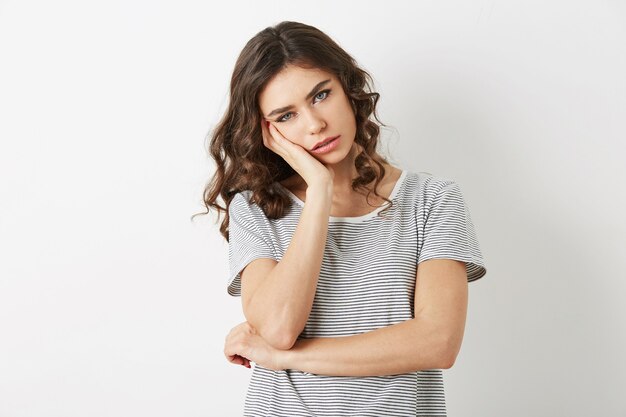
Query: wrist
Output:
[[306, 183, 333, 203]]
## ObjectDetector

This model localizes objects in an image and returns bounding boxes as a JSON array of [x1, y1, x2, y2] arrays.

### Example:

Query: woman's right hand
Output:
[[261, 119, 335, 189]]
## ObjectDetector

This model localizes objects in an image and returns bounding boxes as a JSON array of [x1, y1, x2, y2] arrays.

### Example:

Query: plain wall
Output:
[[1, 0, 625, 415]]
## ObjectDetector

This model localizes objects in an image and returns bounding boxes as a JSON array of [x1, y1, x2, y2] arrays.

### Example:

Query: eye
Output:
[[314, 89, 331, 102], [277, 112, 294, 123]]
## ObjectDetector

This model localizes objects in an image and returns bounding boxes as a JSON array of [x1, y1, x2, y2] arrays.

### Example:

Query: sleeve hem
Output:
[[417, 255, 487, 283], [227, 254, 280, 297]]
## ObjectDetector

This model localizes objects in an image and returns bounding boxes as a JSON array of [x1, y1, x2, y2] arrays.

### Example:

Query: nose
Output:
[[303, 109, 326, 134]]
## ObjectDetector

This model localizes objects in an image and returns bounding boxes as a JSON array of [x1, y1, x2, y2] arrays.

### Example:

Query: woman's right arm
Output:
[[239, 121, 334, 350], [241, 181, 332, 350]]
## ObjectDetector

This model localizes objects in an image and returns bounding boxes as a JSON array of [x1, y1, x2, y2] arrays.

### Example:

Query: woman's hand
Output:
[[261, 119, 335, 189], [224, 321, 285, 371]]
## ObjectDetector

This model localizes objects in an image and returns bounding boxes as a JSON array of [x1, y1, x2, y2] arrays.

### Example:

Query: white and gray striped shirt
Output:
[[227, 169, 487, 416]]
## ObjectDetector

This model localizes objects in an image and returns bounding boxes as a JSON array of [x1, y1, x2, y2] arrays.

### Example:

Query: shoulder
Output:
[[402, 170, 459, 199], [229, 190, 252, 211], [228, 190, 266, 221], [400, 172, 470, 223]]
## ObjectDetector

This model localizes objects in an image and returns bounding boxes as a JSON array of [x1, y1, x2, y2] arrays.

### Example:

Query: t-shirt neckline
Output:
[[276, 170, 407, 223]]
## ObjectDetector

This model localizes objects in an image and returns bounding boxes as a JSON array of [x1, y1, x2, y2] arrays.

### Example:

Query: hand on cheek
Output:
[[268, 122, 294, 145], [268, 122, 285, 140]]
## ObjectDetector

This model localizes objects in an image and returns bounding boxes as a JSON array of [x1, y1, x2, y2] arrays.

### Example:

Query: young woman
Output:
[[199, 20, 487, 416]]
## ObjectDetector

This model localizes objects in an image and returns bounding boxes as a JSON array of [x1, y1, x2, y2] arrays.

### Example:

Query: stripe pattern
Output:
[[227, 170, 487, 416]]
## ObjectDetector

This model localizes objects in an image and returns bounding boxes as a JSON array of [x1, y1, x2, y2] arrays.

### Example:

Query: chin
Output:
[[317, 149, 353, 166]]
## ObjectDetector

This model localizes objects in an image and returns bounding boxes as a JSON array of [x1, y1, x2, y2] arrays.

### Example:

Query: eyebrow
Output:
[[265, 79, 332, 118]]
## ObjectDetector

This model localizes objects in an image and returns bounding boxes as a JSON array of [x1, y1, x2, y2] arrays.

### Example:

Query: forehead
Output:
[[259, 65, 337, 110]]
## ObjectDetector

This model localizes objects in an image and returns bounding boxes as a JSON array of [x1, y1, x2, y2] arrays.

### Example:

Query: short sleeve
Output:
[[227, 192, 278, 296], [418, 180, 487, 282]]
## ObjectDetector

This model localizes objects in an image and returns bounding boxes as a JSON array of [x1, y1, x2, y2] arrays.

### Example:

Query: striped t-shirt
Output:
[[227, 169, 487, 417]]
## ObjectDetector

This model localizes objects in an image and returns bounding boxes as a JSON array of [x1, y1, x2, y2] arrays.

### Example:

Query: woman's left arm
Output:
[[224, 259, 468, 376]]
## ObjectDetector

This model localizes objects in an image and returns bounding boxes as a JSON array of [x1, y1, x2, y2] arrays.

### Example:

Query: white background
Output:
[[1, 0, 625, 416]]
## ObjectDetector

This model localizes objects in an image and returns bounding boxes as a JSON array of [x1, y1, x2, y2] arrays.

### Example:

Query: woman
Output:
[[199, 20, 487, 416]]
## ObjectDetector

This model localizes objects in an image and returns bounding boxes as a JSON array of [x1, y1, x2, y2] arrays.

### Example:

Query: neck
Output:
[[326, 142, 389, 196]]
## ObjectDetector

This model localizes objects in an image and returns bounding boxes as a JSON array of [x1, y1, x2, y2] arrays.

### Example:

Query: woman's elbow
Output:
[[245, 311, 302, 350], [439, 336, 462, 369], [440, 353, 457, 369], [252, 323, 299, 350]]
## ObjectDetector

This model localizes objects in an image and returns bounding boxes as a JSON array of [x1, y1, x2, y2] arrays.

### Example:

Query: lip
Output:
[[311, 136, 340, 154], [311, 135, 340, 151]]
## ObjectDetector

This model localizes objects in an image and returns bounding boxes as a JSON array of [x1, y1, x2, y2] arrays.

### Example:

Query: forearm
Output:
[[280, 317, 453, 376], [245, 184, 332, 347]]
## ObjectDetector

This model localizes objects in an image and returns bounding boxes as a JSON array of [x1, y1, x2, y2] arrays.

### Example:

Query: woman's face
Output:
[[258, 65, 357, 163]]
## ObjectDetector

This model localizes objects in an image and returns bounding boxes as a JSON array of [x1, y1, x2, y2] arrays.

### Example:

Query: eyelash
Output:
[[275, 89, 331, 123]]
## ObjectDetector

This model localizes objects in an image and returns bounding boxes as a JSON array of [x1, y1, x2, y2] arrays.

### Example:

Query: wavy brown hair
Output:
[[192, 21, 394, 241]]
